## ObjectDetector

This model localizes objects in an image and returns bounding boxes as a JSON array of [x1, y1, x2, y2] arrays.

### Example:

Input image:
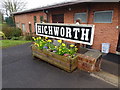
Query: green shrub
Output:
[[12, 36, 33, 41], [19, 36, 25, 40], [24, 35, 32, 40], [0, 31, 6, 39], [11, 27, 22, 37], [2, 24, 22, 39], [2, 25, 12, 39], [11, 36, 20, 40], [11, 36, 30, 40]]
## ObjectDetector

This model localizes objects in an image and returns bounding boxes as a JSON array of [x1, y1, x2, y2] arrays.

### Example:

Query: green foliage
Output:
[[0, 13, 3, 24], [11, 36, 20, 40], [2, 24, 22, 39], [11, 27, 22, 37], [38, 40, 47, 49], [33, 37, 48, 49], [0, 31, 6, 39], [32, 37, 78, 57], [55, 43, 78, 57], [56, 43, 69, 55], [2, 25, 12, 39], [19, 36, 26, 40], [23, 35, 33, 40], [11, 36, 33, 41], [5, 17, 15, 26]]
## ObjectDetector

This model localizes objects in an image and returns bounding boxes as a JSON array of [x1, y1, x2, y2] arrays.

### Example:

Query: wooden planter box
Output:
[[31, 45, 78, 72], [78, 51, 102, 72]]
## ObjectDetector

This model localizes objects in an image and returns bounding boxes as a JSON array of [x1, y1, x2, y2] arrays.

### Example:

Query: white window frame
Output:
[[22, 23, 26, 32], [74, 12, 87, 23], [94, 10, 113, 23]]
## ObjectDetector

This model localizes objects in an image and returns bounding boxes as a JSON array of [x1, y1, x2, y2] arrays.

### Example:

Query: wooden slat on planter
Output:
[[32, 45, 78, 72]]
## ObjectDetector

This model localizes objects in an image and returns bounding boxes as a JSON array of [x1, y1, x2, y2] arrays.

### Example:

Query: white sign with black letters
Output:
[[36, 23, 95, 45]]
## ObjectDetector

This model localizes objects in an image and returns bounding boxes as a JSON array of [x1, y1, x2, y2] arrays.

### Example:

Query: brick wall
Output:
[[48, 3, 119, 53], [14, 11, 47, 33]]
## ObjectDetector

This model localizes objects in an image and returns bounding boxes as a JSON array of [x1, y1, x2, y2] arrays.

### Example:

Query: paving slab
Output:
[[90, 71, 119, 87], [89, 52, 120, 88]]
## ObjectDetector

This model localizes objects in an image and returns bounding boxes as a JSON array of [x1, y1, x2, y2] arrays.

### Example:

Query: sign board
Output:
[[36, 23, 95, 45]]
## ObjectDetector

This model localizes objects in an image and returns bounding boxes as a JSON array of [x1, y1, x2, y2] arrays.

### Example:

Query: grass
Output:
[[0, 40, 31, 48]]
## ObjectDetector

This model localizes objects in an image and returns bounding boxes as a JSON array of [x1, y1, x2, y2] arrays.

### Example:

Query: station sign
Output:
[[36, 23, 95, 45]]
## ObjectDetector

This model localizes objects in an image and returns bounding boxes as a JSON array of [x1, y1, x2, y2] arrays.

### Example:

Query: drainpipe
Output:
[[86, 3, 92, 48], [44, 10, 49, 23], [46, 13, 49, 23], [86, 3, 90, 24], [116, 1, 120, 52]]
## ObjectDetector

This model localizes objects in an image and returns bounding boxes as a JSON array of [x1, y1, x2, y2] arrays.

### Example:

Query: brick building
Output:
[[13, 1, 120, 54]]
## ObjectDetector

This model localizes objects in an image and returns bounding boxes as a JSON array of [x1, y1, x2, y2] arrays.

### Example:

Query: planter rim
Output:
[[32, 44, 78, 59]]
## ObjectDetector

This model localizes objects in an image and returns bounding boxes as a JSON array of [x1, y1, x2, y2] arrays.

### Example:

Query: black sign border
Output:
[[35, 23, 95, 45]]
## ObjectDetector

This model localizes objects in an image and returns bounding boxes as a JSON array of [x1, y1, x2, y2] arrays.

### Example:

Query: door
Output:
[[52, 14, 64, 23], [29, 24, 32, 33], [117, 33, 120, 52]]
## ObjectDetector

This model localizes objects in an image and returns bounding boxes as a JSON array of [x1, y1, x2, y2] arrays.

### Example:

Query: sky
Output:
[[0, 0, 74, 17], [0, 0, 119, 14], [24, 0, 74, 10], [0, 0, 73, 9], [18, 0, 120, 10], [1, 0, 119, 10]]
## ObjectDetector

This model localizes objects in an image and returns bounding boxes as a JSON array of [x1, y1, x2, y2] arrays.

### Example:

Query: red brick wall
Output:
[[14, 11, 47, 33], [88, 3, 119, 53], [48, 2, 119, 53]]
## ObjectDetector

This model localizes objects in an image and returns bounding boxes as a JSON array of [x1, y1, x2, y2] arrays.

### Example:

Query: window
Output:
[[40, 16, 44, 23], [74, 13, 87, 23], [22, 24, 26, 32], [34, 16, 37, 23], [52, 14, 64, 23], [94, 10, 113, 23]]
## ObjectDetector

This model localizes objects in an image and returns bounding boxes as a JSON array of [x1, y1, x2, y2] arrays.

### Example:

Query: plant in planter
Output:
[[31, 36, 79, 72], [55, 42, 78, 58]]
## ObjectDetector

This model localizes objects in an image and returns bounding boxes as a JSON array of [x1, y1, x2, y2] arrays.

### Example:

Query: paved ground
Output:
[[101, 59, 119, 76], [2, 43, 117, 88], [102, 53, 120, 64], [101, 53, 119, 76]]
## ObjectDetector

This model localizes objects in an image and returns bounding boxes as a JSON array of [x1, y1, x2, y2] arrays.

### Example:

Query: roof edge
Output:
[[13, 0, 119, 15]]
